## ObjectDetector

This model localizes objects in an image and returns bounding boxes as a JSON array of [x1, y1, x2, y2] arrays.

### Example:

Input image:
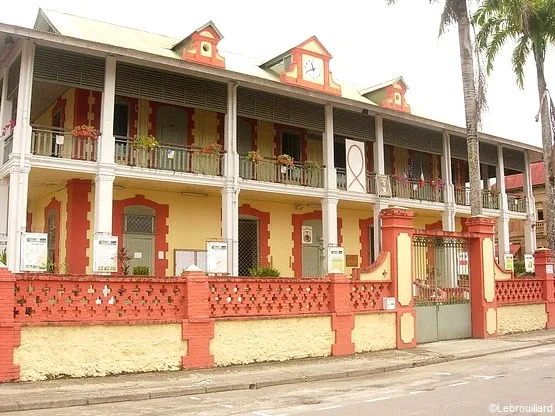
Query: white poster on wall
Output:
[[93, 235, 118, 273], [20, 233, 48, 272], [504, 254, 514, 271], [524, 254, 535, 273], [207, 241, 228, 274], [327, 247, 345, 274], [345, 139, 366, 193]]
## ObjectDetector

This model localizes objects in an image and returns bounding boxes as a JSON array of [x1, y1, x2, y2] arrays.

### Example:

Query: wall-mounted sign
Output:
[[93, 235, 118, 273], [524, 254, 535, 274], [327, 247, 345, 274], [504, 254, 514, 271], [302, 226, 313, 244], [20, 233, 48, 272], [458, 252, 469, 275], [207, 241, 228, 274], [345, 139, 366, 193], [376, 174, 392, 197]]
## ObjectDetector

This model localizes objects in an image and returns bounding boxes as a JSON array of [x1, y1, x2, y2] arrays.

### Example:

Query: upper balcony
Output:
[[239, 156, 324, 188]]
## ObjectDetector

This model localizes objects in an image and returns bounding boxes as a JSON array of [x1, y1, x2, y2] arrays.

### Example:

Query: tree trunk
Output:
[[456, 0, 482, 216], [535, 54, 555, 251]]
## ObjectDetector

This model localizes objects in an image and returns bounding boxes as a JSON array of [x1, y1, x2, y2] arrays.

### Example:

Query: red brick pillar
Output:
[[534, 249, 555, 329], [66, 179, 92, 274], [380, 207, 416, 349], [463, 216, 498, 338], [181, 270, 215, 369], [0, 268, 19, 382], [329, 273, 354, 356]]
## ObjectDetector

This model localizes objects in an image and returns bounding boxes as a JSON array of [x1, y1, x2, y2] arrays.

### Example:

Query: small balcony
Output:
[[239, 157, 324, 188], [507, 195, 527, 213], [455, 187, 500, 210], [31, 127, 98, 162], [2, 132, 13, 164], [336, 169, 377, 194], [536, 220, 546, 236], [391, 176, 445, 203], [115, 137, 224, 176]]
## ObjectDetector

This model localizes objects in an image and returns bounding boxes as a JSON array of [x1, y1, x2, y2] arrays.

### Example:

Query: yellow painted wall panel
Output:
[[211, 317, 333, 366], [257, 120, 275, 158], [306, 136, 323, 165], [338, 207, 369, 274], [113, 188, 221, 275], [138, 99, 150, 137], [14, 324, 185, 381], [497, 304, 547, 335], [193, 109, 219, 147], [353, 313, 396, 352]]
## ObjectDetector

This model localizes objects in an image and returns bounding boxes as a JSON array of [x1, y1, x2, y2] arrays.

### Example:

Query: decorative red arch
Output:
[[113, 195, 169, 276], [291, 211, 343, 278], [239, 204, 270, 268]]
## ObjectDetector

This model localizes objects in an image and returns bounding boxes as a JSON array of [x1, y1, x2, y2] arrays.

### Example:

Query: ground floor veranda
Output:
[[1, 168, 530, 278]]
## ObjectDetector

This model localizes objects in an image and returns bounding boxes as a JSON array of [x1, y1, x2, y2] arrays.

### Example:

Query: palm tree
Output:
[[473, 0, 555, 250], [386, 0, 484, 215]]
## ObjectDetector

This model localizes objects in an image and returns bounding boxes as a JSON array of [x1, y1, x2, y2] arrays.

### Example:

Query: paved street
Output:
[[7, 343, 554, 416]]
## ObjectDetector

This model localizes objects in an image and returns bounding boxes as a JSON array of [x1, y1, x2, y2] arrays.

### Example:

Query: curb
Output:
[[1, 339, 554, 413]]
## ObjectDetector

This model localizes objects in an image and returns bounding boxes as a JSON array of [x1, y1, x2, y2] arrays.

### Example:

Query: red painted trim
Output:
[[44, 198, 61, 273], [425, 221, 442, 231], [26, 212, 32, 233], [291, 211, 342, 278], [92, 91, 102, 130], [112, 195, 169, 276], [66, 179, 92, 274], [73, 89, 89, 127], [182, 27, 225, 69], [360, 251, 389, 274], [381, 84, 411, 114], [359, 217, 373, 268], [239, 205, 270, 267]]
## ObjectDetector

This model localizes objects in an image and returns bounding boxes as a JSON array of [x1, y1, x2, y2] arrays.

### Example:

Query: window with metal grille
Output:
[[47, 210, 57, 264], [124, 214, 155, 234], [238, 218, 259, 276], [369, 225, 376, 264]]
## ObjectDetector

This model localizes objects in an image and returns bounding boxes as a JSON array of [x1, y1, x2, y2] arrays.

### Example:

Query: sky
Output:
[[2, 0, 553, 148]]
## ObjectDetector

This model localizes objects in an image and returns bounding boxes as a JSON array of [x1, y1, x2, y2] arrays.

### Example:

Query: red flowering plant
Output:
[[202, 143, 223, 156], [72, 125, 99, 140], [1, 120, 15, 137], [431, 178, 446, 189], [276, 154, 294, 167]]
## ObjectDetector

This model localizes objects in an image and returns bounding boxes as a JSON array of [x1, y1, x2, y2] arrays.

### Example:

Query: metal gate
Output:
[[413, 235, 471, 343], [238, 218, 259, 276]]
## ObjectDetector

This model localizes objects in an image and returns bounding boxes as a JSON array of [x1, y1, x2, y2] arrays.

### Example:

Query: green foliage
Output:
[[248, 266, 280, 277], [132, 135, 159, 150], [132, 266, 150, 275], [0, 248, 6, 266], [118, 247, 132, 275], [513, 260, 526, 276], [46, 261, 56, 273]]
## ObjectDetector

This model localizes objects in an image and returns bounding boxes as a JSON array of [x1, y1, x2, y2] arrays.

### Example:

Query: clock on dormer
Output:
[[260, 36, 341, 96]]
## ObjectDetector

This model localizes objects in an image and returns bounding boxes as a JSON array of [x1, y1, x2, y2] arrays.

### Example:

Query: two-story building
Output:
[[0, 9, 543, 276]]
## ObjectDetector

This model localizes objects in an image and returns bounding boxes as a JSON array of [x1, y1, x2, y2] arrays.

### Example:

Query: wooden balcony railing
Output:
[[239, 157, 324, 187], [2, 133, 13, 164], [455, 187, 500, 210], [536, 220, 546, 236], [31, 127, 97, 162], [391, 176, 445, 203], [336, 168, 376, 194], [508, 195, 527, 213], [115, 137, 224, 176]]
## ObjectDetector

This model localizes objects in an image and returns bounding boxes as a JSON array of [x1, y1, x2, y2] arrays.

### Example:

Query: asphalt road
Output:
[[7, 344, 555, 416]]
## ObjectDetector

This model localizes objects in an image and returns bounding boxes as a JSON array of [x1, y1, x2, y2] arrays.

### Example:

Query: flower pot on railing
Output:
[[71, 125, 98, 161], [303, 161, 321, 187], [192, 143, 222, 175], [131, 135, 158, 168]]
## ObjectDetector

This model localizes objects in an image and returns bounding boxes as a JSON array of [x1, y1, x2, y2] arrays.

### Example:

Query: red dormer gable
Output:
[[360, 77, 411, 114], [173, 22, 225, 69]]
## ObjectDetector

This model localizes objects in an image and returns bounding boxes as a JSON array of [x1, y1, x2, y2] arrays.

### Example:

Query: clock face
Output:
[[302, 56, 324, 83]]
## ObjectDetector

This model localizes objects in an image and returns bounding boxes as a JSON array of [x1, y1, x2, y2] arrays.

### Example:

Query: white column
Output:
[[0, 68, 13, 165], [496, 145, 508, 210], [12, 41, 35, 156], [7, 164, 29, 272], [322, 196, 338, 274], [373, 202, 388, 256], [0, 178, 8, 236], [99, 56, 116, 163], [373, 115, 385, 175], [224, 82, 238, 180], [94, 172, 114, 234], [323, 105, 336, 190], [442, 131, 456, 231], [523, 151, 537, 253], [221, 186, 239, 275], [496, 145, 510, 257]]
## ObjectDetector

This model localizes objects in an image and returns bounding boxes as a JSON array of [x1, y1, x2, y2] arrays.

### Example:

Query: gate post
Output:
[[380, 207, 416, 349], [534, 248, 555, 328], [463, 216, 497, 338], [0, 267, 19, 382]]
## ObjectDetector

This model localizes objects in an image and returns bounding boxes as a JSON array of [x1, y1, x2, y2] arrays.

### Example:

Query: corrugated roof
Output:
[[504, 161, 545, 190]]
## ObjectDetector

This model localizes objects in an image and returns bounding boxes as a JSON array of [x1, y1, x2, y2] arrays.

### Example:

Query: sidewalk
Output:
[[1, 329, 554, 413]]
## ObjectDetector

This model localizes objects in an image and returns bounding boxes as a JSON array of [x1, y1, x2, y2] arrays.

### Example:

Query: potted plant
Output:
[[276, 154, 294, 167], [194, 143, 222, 175], [202, 143, 223, 156], [1, 120, 15, 137], [72, 125, 98, 140], [303, 160, 321, 187], [132, 135, 158, 168], [247, 150, 263, 164]]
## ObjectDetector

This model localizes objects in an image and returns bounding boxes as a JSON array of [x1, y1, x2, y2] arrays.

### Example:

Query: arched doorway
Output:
[[123, 205, 155, 274]]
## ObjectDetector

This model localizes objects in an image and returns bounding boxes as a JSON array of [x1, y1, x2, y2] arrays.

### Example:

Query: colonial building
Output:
[[0, 9, 542, 276], [505, 162, 549, 257]]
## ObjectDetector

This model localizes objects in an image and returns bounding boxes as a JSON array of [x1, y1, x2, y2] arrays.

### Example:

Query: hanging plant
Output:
[[276, 154, 294, 167], [72, 124, 98, 140], [247, 150, 263, 164]]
